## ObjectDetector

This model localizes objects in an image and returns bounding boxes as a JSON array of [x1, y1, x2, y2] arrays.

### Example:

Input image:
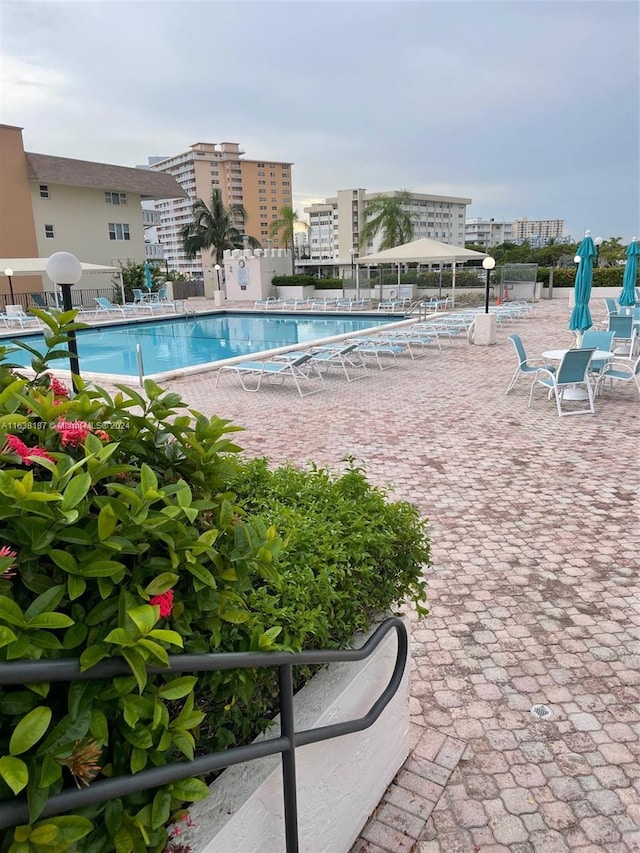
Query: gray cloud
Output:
[[2, 0, 638, 239]]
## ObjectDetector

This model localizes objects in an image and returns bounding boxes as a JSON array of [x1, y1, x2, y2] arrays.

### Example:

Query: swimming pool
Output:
[[6, 312, 406, 380]]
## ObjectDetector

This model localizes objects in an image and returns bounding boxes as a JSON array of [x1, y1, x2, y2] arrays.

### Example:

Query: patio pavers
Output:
[[135, 299, 638, 851]]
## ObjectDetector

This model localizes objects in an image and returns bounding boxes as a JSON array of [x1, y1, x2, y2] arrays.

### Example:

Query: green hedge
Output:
[[536, 267, 627, 288], [0, 311, 430, 852], [272, 275, 343, 289]]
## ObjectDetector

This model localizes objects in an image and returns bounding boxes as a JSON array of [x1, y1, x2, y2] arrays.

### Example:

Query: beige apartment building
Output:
[[147, 142, 294, 280], [303, 189, 471, 273], [512, 217, 565, 245], [0, 124, 184, 298]]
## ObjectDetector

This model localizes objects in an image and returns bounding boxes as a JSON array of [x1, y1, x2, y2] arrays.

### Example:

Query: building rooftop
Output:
[[25, 153, 186, 199]]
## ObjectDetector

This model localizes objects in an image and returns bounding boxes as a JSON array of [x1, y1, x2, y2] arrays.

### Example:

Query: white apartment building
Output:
[[465, 218, 514, 249], [146, 142, 293, 279], [304, 189, 471, 270], [512, 217, 565, 246]]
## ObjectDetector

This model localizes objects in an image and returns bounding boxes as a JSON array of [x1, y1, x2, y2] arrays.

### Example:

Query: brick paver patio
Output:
[[40, 297, 639, 851]]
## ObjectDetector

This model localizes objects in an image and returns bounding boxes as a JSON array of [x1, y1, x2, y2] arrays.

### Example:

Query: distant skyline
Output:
[[2, 1, 638, 242]]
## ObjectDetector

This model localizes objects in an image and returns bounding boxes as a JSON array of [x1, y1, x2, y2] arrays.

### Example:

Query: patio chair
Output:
[[603, 297, 619, 316], [215, 353, 325, 396], [132, 289, 168, 313], [528, 348, 596, 417], [594, 354, 640, 397], [581, 330, 615, 376], [607, 314, 634, 355], [0, 305, 42, 329], [347, 338, 407, 370], [504, 334, 556, 394], [94, 297, 139, 317]]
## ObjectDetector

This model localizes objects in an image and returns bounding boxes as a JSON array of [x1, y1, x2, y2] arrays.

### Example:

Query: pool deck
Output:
[[167, 298, 639, 853], [24, 297, 640, 850]]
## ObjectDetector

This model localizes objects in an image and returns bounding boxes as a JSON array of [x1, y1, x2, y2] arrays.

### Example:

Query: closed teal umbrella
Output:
[[569, 232, 597, 333], [144, 262, 153, 292], [618, 238, 639, 307]]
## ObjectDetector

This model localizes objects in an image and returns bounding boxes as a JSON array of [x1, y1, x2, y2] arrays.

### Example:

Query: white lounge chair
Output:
[[215, 353, 325, 396], [0, 305, 42, 329]]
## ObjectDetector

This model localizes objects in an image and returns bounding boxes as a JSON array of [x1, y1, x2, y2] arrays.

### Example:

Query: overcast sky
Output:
[[2, 0, 638, 241]]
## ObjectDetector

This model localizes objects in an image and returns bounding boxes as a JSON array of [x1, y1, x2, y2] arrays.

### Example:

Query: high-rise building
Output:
[[512, 217, 564, 246], [304, 189, 471, 270], [147, 142, 294, 278], [465, 218, 514, 249]]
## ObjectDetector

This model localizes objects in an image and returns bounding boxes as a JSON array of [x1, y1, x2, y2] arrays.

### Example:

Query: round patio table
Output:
[[542, 349, 613, 400]]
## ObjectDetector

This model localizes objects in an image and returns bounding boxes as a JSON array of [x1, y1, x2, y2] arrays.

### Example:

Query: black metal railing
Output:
[[0, 617, 407, 852], [2, 289, 117, 313]]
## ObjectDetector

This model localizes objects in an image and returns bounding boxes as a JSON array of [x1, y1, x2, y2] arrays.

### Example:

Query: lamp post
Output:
[[3, 268, 15, 305], [45, 252, 83, 393], [482, 256, 496, 313], [214, 264, 222, 291]]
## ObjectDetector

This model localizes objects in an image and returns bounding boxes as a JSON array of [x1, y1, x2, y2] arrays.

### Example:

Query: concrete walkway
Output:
[[46, 297, 639, 851]]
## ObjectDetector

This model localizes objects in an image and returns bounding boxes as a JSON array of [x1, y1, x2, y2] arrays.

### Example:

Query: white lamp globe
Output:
[[574, 255, 582, 264], [594, 236, 603, 247], [46, 252, 83, 285], [4, 268, 13, 277], [482, 257, 496, 270]]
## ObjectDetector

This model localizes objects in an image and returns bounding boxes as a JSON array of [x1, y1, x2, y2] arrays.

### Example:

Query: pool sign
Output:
[[237, 259, 249, 291]]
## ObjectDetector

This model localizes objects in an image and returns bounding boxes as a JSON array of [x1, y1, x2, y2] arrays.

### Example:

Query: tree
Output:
[[269, 205, 308, 274], [597, 237, 626, 267], [359, 191, 418, 251], [180, 189, 260, 267]]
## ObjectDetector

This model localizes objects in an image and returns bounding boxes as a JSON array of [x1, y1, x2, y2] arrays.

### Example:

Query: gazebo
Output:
[[355, 238, 488, 306]]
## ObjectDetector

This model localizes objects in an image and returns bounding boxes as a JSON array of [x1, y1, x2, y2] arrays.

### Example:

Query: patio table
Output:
[[542, 349, 613, 400]]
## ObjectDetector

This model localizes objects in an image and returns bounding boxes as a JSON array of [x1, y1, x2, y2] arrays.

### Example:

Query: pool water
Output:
[[6, 312, 398, 377]]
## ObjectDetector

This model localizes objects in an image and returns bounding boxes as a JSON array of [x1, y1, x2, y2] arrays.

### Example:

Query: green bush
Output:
[[271, 275, 318, 287], [537, 266, 626, 288], [0, 311, 430, 852]]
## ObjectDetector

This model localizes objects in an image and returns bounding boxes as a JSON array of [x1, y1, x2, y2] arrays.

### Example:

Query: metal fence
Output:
[[0, 616, 407, 852], [171, 279, 205, 300], [1, 289, 117, 313]]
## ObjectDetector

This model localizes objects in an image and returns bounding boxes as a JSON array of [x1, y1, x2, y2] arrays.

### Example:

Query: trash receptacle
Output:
[[214, 291, 224, 307]]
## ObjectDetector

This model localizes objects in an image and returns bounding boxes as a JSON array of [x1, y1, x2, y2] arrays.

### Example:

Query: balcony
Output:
[[144, 243, 165, 260]]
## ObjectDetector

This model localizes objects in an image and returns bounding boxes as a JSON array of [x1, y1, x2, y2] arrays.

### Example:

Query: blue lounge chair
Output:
[[278, 343, 368, 382], [215, 353, 325, 396], [94, 297, 139, 317]]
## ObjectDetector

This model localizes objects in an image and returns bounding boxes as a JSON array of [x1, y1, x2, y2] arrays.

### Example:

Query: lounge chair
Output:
[[0, 305, 42, 329], [94, 297, 139, 317], [528, 348, 596, 417], [277, 343, 368, 382], [215, 353, 325, 396]]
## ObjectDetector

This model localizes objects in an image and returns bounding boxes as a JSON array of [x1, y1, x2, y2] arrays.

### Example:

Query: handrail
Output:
[[0, 616, 408, 852]]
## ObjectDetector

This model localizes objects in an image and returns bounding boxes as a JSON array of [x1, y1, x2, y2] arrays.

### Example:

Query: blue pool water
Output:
[[5, 312, 398, 377]]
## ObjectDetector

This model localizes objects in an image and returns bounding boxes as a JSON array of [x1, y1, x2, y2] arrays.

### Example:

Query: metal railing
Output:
[[0, 617, 407, 852]]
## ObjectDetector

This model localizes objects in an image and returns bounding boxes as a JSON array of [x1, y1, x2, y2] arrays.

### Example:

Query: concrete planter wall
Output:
[[179, 618, 410, 853], [275, 285, 315, 300]]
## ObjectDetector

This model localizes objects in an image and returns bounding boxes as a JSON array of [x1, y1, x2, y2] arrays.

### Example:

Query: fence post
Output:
[[279, 663, 300, 853]]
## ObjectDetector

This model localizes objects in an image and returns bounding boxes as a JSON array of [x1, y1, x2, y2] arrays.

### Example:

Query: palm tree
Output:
[[359, 191, 418, 251], [180, 189, 260, 266], [269, 205, 307, 273]]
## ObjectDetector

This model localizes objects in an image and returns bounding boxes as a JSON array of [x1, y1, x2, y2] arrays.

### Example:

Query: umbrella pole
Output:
[[452, 262, 456, 308]]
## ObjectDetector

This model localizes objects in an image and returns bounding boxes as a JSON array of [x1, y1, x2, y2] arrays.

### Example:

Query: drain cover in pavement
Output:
[[530, 703, 553, 720]]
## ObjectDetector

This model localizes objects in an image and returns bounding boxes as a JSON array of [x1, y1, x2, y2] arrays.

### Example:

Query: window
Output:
[[105, 191, 127, 205], [44, 224, 55, 238], [108, 222, 131, 241], [39, 185, 49, 198], [258, 180, 266, 185]]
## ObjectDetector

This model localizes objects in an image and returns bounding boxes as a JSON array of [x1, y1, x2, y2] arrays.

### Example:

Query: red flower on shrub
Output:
[[94, 430, 110, 441], [2, 434, 55, 465], [0, 545, 17, 579], [150, 589, 174, 617], [48, 375, 69, 397], [53, 419, 92, 447]]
